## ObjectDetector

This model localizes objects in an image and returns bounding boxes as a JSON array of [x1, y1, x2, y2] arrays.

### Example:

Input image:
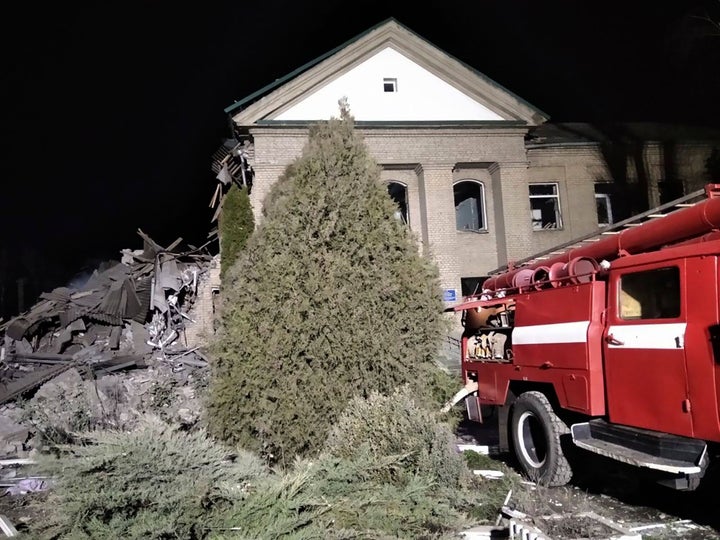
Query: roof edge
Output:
[[253, 119, 529, 128], [224, 18, 399, 114]]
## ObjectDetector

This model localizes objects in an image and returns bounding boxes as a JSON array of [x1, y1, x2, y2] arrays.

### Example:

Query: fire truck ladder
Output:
[[488, 186, 719, 275]]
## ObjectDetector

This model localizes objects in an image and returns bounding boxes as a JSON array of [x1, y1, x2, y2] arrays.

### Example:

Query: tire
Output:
[[510, 391, 573, 486]]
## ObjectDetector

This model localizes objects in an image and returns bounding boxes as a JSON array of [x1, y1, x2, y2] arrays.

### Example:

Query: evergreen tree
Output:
[[208, 104, 447, 463], [219, 183, 254, 280]]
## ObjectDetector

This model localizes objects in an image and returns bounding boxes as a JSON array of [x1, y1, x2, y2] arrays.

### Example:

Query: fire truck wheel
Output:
[[510, 391, 572, 486]]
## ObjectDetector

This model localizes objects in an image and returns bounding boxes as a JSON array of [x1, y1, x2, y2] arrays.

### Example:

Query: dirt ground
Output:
[[458, 417, 720, 539], [0, 490, 48, 536]]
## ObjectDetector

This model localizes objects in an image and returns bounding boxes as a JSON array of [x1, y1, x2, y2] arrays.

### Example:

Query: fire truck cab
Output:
[[449, 184, 720, 490]]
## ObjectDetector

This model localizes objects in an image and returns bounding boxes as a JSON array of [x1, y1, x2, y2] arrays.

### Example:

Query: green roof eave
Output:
[[224, 18, 398, 115]]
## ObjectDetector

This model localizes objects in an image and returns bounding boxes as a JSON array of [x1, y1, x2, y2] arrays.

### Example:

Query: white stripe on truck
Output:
[[511, 321, 687, 349], [606, 323, 687, 349], [512, 321, 590, 345]]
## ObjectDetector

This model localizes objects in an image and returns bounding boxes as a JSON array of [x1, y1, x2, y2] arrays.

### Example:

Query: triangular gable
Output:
[[273, 47, 504, 122], [229, 19, 548, 126]]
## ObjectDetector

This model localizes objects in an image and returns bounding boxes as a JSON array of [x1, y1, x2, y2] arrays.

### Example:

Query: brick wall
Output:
[[242, 126, 717, 301], [248, 126, 531, 296], [184, 254, 221, 348]]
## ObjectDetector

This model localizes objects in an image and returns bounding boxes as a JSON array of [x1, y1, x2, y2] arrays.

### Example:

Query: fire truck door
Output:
[[603, 264, 692, 437]]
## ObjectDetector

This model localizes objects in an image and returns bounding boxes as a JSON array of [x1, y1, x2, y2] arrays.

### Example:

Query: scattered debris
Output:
[[0, 230, 215, 405], [0, 514, 18, 537], [4, 478, 49, 496], [0, 230, 219, 467], [473, 469, 504, 479], [457, 443, 490, 455], [459, 525, 508, 539]]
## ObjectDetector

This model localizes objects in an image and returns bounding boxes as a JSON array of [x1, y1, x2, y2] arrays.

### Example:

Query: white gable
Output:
[[271, 47, 505, 122]]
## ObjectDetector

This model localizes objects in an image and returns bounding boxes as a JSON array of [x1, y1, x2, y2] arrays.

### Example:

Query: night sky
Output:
[[1, 0, 720, 315]]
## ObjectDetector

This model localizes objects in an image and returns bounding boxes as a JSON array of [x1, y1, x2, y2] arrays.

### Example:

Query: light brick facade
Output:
[[241, 126, 718, 299]]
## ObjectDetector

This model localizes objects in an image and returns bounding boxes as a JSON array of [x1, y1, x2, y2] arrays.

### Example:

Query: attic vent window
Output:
[[383, 78, 397, 92]]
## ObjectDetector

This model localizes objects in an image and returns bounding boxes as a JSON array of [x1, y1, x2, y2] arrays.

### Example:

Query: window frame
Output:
[[383, 78, 397, 93], [453, 179, 487, 233], [616, 264, 683, 324], [529, 182, 563, 231], [595, 193, 613, 227]]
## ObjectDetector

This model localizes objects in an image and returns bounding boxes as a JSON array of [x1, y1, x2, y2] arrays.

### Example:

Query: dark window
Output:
[[461, 276, 489, 297], [594, 183, 614, 227], [659, 180, 684, 205], [620, 267, 680, 320], [383, 78, 397, 92], [387, 181, 408, 224], [454, 181, 486, 231]]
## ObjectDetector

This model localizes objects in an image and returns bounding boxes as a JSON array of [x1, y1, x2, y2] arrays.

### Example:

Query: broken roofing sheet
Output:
[[0, 229, 214, 405]]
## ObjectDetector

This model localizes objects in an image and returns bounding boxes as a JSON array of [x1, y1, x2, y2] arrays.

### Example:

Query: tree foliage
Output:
[[32, 415, 268, 539], [325, 386, 472, 489], [219, 183, 254, 279], [208, 104, 447, 463]]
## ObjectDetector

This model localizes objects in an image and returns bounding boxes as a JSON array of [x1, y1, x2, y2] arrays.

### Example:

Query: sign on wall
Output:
[[443, 289, 457, 302]]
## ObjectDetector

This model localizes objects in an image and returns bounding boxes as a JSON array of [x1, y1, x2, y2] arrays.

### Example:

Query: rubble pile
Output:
[[0, 230, 217, 460]]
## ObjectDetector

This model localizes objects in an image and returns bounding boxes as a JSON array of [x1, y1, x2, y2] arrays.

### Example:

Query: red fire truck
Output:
[[448, 184, 720, 490]]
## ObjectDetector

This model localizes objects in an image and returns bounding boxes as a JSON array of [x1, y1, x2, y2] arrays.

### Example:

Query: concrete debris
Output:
[[457, 443, 490, 455], [473, 469, 504, 479], [0, 230, 215, 406], [0, 231, 218, 463], [4, 478, 49, 496], [0, 514, 18, 537]]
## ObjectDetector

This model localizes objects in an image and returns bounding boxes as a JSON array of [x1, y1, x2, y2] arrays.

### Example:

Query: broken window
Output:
[[461, 276, 489, 297], [595, 193, 613, 227], [619, 267, 680, 320], [454, 180, 486, 231], [383, 78, 397, 92], [529, 183, 562, 230], [594, 184, 614, 227], [659, 179, 684, 205], [387, 181, 408, 224]]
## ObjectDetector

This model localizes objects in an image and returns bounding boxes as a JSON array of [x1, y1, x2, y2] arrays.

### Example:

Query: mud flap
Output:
[[465, 393, 482, 422]]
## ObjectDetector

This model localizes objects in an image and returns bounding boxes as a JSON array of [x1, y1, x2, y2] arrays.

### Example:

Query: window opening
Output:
[[619, 267, 680, 320], [387, 182, 408, 224], [595, 193, 613, 227], [529, 183, 562, 230], [461, 276, 489, 297], [383, 78, 397, 92], [454, 181, 486, 231]]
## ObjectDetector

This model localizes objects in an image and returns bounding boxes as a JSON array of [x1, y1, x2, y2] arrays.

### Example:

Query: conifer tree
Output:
[[208, 103, 447, 463], [219, 183, 254, 279]]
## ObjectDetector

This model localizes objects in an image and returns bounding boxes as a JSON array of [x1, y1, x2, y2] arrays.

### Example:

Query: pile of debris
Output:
[[0, 230, 219, 456]]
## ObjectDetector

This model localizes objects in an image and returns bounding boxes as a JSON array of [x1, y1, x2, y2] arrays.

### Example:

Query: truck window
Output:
[[619, 267, 680, 320]]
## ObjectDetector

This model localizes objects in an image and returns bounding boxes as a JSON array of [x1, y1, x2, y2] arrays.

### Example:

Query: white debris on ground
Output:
[[455, 438, 720, 539]]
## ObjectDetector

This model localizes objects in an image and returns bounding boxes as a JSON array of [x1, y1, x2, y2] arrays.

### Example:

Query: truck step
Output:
[[570, 419, 706, 474]]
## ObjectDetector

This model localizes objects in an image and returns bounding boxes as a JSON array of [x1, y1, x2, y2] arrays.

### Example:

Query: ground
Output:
[[458, 417, 720, 539]]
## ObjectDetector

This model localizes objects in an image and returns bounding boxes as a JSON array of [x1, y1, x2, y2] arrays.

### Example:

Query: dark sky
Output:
[[1, 0, 720, 312]]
